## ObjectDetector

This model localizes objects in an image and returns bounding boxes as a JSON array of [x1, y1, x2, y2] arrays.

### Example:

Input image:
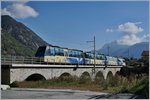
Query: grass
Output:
[[10, 74, 149, 98]]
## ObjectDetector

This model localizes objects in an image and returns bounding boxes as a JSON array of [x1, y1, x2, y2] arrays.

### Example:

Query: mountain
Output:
[[97, 41, 129, 56], [98, 41, 149, 59], [125, 42, 149, 58], [1, 15, 49, 56]]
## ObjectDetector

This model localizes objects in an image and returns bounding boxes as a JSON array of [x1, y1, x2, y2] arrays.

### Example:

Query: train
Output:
[[35, 45, 126, 66]]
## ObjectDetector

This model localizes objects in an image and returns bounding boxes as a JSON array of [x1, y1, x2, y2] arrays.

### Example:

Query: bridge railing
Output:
[[1, 56, 45, 65], [1, 56, 82, 65], [1, 56, 123, 67]]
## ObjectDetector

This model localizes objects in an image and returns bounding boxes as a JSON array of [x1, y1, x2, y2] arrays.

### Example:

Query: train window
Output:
[[54, 47, 64, 56], [78, 52, 82, 58], [59, 48, 64, 56], [96, 55, 101, 60], [55, 48, 59, 55], [90, 54, 94, 59], [86, 53, 89, 58], [75, 51, 81, 58], [68, 50, 82, 58], [101, 55, 105, 60], [86, 53, 94, 59], [76, 51, 79, 57], [84, 53, 89, 58], [68, 50, 73, 57], [50, 47, 55, 56], [72, 51, 76, 57], [73, 51, 76, 57]]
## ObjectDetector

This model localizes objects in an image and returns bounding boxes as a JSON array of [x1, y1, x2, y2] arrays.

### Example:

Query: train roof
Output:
[[39, 45, 83, 52], [84, 52, 105, 55]]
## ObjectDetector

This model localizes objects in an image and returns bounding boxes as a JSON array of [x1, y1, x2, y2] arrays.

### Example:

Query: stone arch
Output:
[[59, 72, 72, 78], [115, 71, 120, 77], [95, 71, 104, 82], [79, 71, 91, 83], [80, 71, 91, 78], [107, 71, 113, 79], [25, 73, 46, 81], [106, 71, 116, 86], [58, 72, 72, 82], [114, 71, 121, 85]]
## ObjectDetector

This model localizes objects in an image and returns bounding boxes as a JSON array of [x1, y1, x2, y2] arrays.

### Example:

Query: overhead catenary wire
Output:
[[49, 38, 94, 51]]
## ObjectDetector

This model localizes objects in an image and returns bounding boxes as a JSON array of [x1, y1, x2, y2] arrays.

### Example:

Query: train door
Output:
[[64, 49, 68, 57]]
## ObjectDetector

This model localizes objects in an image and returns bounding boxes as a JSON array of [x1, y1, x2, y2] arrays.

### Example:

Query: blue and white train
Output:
[[35, 45, 126, 66]]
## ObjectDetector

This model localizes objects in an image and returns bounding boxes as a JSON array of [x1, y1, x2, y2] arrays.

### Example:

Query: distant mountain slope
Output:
[[98, 42, 149, 59], [1, 15, 49, 56], [97, 41, 129, 56], [124, 42, 149, 58]]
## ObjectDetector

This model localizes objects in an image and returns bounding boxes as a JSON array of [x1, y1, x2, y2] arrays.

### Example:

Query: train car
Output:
[[118, 58, 126, 66], [35, 45, 126, 66], [35, 45, 85, 64], [105, 56, 118, 66], [83, 52, 105, 65], [67, 48, 84, 64], [96, 54, 106, 65]]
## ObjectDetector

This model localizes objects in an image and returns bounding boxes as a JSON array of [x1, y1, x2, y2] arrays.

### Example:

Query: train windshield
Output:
[[35, 46, 46, 57]]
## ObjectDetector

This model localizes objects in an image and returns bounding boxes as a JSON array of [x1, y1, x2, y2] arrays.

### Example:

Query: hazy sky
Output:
[[1, 1, 149, 51]]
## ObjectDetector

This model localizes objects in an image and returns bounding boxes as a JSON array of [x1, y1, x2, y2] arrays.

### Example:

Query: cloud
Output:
[[1, 1, 39, 19], [118, 22, 143, 34], [116, 22, 147, 45], [106, 28, 113, 33], [117, 34, 142, 45], [141, 34, 149, 42]]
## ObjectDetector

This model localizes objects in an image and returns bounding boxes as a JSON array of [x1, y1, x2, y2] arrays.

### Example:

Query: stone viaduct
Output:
[[2, 63, 121, 84]]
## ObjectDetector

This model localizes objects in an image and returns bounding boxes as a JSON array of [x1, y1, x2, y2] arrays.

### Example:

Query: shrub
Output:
[[10, 81, 19, 87]]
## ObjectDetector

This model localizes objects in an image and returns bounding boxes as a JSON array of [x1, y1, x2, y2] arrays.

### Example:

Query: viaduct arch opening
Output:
[[25, 73, 46, 81], [79, 72, 91, 83], [107, 71, 113, 79], [58, 72, 72, 82], [80, 72, 91, 79], [95, 71, 104, 83], [106, 71, 115, 86], [115, 71, 120, 77]]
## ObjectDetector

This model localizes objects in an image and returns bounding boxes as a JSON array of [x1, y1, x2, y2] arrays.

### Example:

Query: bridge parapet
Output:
[[1, 56, 44, 65]]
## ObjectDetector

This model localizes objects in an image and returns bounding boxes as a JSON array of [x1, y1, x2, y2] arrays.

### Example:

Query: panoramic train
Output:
[[35, 45, 126, 66]]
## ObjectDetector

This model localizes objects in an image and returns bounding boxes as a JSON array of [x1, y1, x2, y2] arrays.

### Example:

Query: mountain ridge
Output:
[[98, 41, 149, 58], [1, 15, 49, 56]]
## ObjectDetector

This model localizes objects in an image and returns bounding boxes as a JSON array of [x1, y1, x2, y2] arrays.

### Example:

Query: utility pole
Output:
[[128, 49, 130, 59], [107, 45, 110, 56], [87, 36, 96, 76]]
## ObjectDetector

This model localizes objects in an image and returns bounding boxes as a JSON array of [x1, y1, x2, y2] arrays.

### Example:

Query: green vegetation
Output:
[[10, 73, 149, 98], [129, 76, 149, 98], [1, 31, 36, 57], [10, 57, 149, 98]]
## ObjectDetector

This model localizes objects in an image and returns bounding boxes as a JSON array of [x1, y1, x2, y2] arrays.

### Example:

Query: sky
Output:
[[1, 1, 149, 51]]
